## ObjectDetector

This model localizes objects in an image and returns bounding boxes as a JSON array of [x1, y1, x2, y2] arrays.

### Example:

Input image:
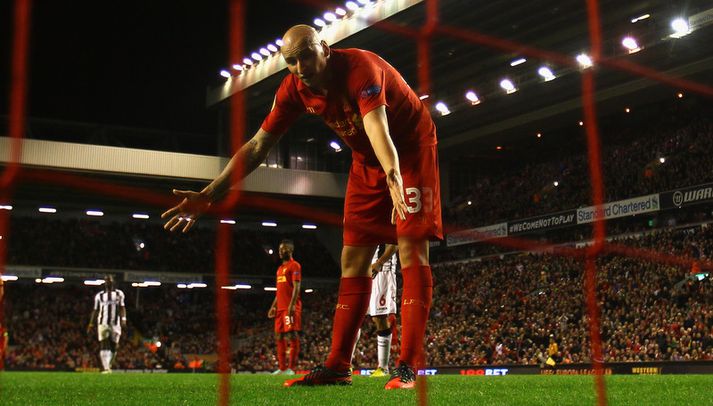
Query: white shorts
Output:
[[97, 324, 121, 343], [368, 269, 397, 316]]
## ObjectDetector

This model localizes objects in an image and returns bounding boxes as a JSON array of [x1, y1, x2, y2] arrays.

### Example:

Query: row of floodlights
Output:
[[313, 0, 371, 28], [220, 285, 314, 293], [0, 205, 317, 230], [220, 0, 374, 78], [429, 30, 682, 118], [0, 205, 150, 219], [219, 12, 692, 79], [434, 13, 695, 114], [0, 275, 316, 293]]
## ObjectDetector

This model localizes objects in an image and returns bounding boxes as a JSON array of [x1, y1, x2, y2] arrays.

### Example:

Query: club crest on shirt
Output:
[[325, 99, 364, 138], [360, 85, 381, 98]]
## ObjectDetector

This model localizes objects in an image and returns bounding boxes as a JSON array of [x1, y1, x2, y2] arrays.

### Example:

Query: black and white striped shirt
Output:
[[94, 289, 125, 326]]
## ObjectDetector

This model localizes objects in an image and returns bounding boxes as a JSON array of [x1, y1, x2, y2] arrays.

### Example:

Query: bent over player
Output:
[[162, 24, 442, 389], [267, 239, 302, 375], [87, 275, 126, 373]]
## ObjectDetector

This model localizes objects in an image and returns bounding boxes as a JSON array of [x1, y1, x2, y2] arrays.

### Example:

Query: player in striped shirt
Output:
[[87, 275, 126, 374], [352, 244, 399, 376], [366, 244, 399, 376]]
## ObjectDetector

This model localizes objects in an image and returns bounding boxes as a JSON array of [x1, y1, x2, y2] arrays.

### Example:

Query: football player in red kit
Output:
[[162, 24, 442, 390], [267, 239, 302, 375]]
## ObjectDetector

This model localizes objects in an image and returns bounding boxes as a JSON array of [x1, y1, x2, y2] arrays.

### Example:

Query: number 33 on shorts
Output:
[[284, 315, 293, 326], [404, 187, 433, 214]]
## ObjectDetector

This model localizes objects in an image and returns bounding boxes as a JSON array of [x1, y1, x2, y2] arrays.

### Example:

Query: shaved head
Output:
[[280, 24, 331, 90], [281, 24, 321, 56]]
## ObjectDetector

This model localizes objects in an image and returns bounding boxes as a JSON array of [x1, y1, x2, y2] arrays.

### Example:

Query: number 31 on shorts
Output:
[[404, 187, 433, 214]]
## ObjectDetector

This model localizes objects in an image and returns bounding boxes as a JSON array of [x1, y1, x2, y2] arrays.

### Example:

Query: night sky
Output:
[[2, 0, 319, 135]]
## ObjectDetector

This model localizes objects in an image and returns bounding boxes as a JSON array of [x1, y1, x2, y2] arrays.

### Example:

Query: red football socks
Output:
[[276, 338, 287, 371], [324, 276, 372, 372], [288, 337, 300, 370], [399, 265, 433, 369]]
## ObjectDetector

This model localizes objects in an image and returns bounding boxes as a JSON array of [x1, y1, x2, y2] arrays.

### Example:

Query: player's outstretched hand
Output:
[[386, 170, 407, 224], [161, 189, 212, 233], [86, 323, 93, 335], [267, 307, 276, 319]]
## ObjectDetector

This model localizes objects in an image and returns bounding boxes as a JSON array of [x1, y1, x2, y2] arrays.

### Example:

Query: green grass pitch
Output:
[[1, 372, 712, 405]]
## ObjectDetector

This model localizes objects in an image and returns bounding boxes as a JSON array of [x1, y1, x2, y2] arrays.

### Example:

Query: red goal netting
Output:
[[3, 1, 713, 405]]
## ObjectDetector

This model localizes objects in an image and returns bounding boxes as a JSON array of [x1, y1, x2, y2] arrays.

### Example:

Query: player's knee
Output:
[[341, 246, 377, 277], [397, 239, 429, 267], [373, 316, 389, 330]]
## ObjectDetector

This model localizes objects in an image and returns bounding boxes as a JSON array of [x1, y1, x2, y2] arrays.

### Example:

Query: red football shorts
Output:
[[274, 309, 302, 333], [343, 145, 443, 246]]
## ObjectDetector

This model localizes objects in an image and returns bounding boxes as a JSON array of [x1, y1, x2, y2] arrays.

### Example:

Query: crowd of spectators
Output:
[[446, 99, 713, 228], [5, 97, 713, 369], [4, 224, 712, 371], [4, 284, 164, 370], [6, 217, 338, 278], [428, 237, 712, 366]]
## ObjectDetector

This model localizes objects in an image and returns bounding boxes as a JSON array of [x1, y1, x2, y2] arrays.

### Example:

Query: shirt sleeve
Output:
[[291, 262, 302, 282], [94, 293, 99, 311], [349, 57, 388, 117], [261, 77, 303, 135], [119, 290, 125, 307]]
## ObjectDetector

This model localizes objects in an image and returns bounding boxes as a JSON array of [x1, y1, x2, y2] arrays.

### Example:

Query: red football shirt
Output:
[[261, 48, 437, 166], [276, 259, 302, 311]]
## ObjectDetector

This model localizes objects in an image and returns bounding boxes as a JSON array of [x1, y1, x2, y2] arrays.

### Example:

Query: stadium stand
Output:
[[4, 224, 711, 371], [6, 217, 338, 277], [446, 99, 713, 228], [4, 98, 713, 372]]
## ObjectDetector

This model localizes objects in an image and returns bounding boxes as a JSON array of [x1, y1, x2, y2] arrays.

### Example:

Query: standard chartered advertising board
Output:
[[445, 182, 713, 247], [576, 194, 659, 224]]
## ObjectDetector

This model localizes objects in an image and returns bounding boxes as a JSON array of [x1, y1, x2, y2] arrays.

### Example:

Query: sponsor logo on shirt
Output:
[[360, 85, 381, 98]]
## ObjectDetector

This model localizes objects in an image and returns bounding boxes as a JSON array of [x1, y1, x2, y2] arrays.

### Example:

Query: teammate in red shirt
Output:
[[267, 239, 302, 374], [162, 24, 442, 389]]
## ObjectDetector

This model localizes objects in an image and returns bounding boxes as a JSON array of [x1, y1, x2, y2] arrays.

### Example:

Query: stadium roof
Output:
[[4, 0, 713, 218], [209, 0, 713, 160]]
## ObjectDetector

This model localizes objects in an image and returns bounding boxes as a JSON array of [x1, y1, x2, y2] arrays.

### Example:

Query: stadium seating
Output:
[[6, 217, 337, 277], [446, 99, 713, 228], [4, 225, 711, 371]]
